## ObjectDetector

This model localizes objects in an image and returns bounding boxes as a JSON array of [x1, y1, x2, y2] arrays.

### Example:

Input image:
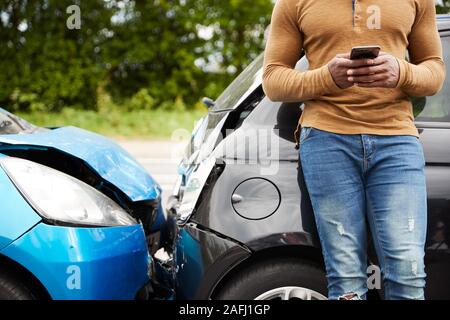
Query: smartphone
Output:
[[350, 45, 381, 60]]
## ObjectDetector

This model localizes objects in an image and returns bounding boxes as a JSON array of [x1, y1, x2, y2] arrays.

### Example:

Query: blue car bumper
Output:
[[1, 222, 151, 300]]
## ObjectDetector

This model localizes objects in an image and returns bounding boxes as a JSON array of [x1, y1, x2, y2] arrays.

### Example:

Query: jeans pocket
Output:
[[300, 127, 313, 144]]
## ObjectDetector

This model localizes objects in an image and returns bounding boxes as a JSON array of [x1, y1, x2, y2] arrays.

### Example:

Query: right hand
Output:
[[327, 53, 376, 89]]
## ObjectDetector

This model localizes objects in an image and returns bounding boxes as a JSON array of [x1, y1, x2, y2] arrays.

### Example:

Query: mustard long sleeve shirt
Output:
[[262, 0, 446, 136]]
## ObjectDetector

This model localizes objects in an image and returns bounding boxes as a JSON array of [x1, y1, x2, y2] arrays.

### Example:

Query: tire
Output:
[[215, 258, 328, 300], [0, 270, 37, 300]]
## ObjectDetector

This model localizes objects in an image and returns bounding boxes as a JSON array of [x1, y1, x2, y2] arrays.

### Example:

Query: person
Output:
[[262, 0, 446, 300]]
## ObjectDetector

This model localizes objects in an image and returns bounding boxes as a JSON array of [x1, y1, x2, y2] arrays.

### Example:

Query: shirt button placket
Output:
[[354, 0, 362, 33]]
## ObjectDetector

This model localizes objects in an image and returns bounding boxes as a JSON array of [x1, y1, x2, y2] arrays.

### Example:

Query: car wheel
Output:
[[0, 271, 37, 300], [215, 258, 328, 300]]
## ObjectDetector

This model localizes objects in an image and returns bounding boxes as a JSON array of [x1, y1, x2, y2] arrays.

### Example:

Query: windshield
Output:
[[0, 108, 47, 135], [211, 53, 264, 111]]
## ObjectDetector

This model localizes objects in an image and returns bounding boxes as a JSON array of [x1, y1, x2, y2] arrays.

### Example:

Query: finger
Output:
[[355, 81, 388, 88], [339, 58, 377, 68], [336, 53, 351, 59], [348, 73, 388, 83], [372, 55, 390, 65], [347, 65, 386, 76]]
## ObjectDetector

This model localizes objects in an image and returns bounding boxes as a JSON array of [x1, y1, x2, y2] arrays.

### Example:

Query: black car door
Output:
[[415, 32, 450, 300]]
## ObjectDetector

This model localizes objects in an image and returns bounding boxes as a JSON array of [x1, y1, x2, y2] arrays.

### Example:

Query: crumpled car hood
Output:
[[0, 126, 161, 202]]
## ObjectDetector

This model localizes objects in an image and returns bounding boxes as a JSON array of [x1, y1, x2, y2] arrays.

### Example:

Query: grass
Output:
[[17, 108, 207, 139]]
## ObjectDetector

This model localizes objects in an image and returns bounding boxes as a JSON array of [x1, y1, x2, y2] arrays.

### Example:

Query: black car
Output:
[[159, 15, 450, 300]]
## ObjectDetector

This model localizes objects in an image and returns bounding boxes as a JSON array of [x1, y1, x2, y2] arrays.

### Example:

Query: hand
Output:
[[346, 52, 400, 88], [328, 53, 376, 89]]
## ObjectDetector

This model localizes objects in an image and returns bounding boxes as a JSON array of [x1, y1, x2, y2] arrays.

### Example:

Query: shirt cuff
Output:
[[396, 58, 410, 90]]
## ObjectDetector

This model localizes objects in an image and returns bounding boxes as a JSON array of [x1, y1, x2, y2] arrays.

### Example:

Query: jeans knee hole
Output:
[[338, 293, 360, 300]]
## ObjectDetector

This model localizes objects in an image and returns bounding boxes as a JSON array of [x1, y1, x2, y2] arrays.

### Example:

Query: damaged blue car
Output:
[[0, 108, 166, 300]]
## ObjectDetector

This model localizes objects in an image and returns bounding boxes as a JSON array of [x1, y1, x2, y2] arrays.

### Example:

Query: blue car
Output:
[[0, 108, 166, 300]]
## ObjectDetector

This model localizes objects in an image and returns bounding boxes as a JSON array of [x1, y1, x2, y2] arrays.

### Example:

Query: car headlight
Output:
[[0, 157, 137, 227]]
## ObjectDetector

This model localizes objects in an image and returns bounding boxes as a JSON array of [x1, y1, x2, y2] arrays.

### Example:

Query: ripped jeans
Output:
[[299, 127, 427, 300]]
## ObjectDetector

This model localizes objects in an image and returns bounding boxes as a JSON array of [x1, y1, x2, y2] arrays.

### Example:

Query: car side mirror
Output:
[[202, 97, 215, 109]]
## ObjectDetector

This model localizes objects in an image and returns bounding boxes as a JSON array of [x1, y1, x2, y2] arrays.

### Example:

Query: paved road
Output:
[[116, 139, 187, 210]]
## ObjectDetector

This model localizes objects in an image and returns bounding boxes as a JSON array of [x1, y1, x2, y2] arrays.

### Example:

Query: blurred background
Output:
[[0, 0, 449, 139], [0, 0, 275, 138]]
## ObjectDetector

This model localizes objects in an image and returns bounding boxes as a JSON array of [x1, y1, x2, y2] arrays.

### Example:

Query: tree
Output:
[[0, 0, 273, 111], [0, 1, 446, 113], [436, 0, 450, 14], [0, 0, 113, 112], [103, 0, 272, 107]]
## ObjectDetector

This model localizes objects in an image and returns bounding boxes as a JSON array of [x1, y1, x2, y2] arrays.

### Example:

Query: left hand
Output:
[[346, 52, 400, 88]]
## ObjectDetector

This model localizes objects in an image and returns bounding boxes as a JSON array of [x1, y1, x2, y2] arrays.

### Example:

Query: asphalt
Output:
[[116, 139, 187, 210]]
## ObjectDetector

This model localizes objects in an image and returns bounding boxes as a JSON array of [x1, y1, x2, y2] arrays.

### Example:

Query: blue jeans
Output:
[[299, 127, 427, 300]]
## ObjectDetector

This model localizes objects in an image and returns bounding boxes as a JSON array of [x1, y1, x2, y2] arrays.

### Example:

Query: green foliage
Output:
[[0, 1, 111, 112], [10, 89, 45, 112], [17, 107, 207, 138], [127, 89, 157, 111], [0, 0, 272, 113], [2, 1, 446, 116], [437, 1, 450, 14]]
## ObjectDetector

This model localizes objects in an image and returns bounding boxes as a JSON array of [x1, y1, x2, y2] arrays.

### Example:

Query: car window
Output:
[[414, 36, 450, 122], [211, 53, 264, 112], [0, 108, 46, 134]]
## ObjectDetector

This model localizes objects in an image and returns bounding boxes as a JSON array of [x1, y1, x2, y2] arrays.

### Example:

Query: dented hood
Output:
[[0, 126, 161, 202]]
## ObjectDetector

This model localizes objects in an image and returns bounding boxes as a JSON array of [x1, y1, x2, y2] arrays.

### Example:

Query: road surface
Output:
[[116, 139, 187, 210]]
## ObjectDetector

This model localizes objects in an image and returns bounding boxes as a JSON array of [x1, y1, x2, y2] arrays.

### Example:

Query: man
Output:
[[262, 0, 446, 300]]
